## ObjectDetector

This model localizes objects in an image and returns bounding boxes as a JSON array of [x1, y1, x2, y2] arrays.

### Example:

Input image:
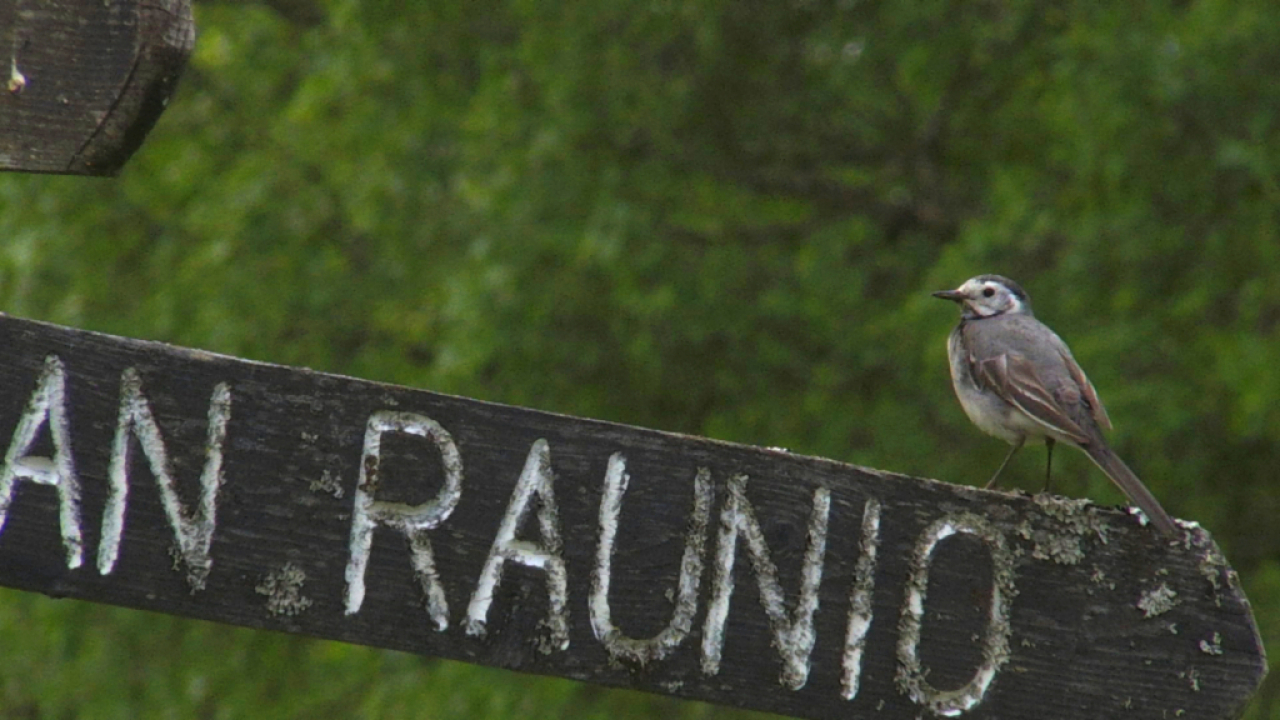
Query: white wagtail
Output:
[[933, 274, 1178, 537]]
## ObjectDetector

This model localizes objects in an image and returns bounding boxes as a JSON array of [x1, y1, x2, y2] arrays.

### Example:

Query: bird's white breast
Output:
[[947, 327, 1048, 445]]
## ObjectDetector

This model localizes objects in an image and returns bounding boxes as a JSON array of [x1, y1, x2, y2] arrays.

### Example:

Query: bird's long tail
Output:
[[1083, 444, 1179, 538]]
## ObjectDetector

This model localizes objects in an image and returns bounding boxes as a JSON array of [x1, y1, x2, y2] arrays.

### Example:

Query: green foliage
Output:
[[0, 590, 767, 719], [1, 0, 1278, 716]]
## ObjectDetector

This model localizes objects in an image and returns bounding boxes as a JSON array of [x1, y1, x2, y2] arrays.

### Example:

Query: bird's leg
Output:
[[985, 439, 1024, 489], [1041, 438, 1056, 493]]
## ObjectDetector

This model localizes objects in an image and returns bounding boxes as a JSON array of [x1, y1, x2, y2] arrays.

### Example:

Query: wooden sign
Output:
[[0, 313, 1264, 718], [0, 0, 193, 175]]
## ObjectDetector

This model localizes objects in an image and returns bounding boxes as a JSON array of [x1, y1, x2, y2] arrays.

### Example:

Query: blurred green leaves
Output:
[[1, 0, 1278, 716]]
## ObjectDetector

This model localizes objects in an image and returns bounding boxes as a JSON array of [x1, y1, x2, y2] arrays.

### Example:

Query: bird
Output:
[[932, 274, 1179, 537]]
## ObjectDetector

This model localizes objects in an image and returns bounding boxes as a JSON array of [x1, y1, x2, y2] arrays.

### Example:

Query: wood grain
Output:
[[0, 0, 192, 175], [0, 313, 1264, 719]]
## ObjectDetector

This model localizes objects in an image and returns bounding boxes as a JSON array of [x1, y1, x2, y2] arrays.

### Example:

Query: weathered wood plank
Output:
[[0, 0, 193, 175], [0, 313, 1265, 718]]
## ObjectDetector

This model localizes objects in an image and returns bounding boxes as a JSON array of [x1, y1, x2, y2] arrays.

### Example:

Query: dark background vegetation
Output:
[[1, 0, 1277, 717]]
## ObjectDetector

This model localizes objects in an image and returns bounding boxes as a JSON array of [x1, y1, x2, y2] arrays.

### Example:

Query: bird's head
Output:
[[932, 275, 1032, 319]]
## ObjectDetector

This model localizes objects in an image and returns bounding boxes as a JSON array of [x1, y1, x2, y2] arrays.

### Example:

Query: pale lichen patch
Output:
[[1199, 632, 1223, 656], [309, 468, 344, 498], [1137, 583, 1179, 618], [1013, 494, 1109, 565], [1179, 666, 1202, 692], [256, 562, 313, 616]]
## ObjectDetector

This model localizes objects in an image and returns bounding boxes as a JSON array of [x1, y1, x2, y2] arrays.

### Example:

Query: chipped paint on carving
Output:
[[841, 498, 882, 700], [7, 58, 24, 94], [465, 439, 569, 651], [97, 370, 230, 590], [0, 356, 83, 568], [896, 513, 1016, 716], [343, 411, 463, 632], [256, 562, 313, 616], [590, 455, 713, 664], [701, 474, 830, 690]]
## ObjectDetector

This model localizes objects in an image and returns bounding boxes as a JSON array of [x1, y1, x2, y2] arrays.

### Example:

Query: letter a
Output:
[[0, 356, 82, 568]]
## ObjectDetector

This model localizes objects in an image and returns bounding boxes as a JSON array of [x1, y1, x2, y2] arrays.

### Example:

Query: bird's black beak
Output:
[[932, 289, 966, 302]]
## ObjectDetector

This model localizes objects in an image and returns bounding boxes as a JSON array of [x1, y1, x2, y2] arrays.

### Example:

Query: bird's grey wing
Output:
[[970, 352, 1093, 444], [1053, 342, 1113, 431]]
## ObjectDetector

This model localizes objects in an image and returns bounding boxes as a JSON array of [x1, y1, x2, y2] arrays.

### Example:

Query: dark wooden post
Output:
[[0, 0, 193, 175], [0, 314, 1265, 719]]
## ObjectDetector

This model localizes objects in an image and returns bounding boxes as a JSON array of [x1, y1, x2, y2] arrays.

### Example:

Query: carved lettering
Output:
[[465, 439, 569, 651], [896, 513, 1016, 716], [97, 368, 231, 590], [590, 455, 713, 664], [841, 498, 883, 700], [702, 474, 831, 690], [0, 356, 82, 569], [343, 411, 464, 631]]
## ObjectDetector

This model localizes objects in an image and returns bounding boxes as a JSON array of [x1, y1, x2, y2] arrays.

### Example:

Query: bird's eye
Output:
[[982, 286, 995, 298]]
